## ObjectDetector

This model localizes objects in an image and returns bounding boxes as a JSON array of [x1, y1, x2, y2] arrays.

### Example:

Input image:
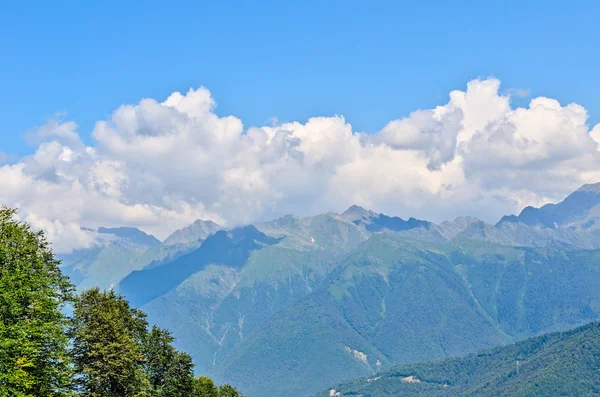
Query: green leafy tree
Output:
[[218, 384, 242, 397], [143, 325, 194, 396], [192, 376, 218, 397], [69, 288, 150, 396], [0, 206, 74, 396]]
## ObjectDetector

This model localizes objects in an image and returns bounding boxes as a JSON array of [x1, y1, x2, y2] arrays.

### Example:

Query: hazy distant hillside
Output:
[[317, 321, 600, 397], [499, 183, 600, 229], [59, 226, 161, 290], [59, 220, 223, 290]]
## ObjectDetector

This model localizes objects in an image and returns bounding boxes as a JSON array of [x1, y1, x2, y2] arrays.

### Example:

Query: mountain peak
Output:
[[341, 205, 377, 221], [191, 219, 220, 228], [452, 216, 481, 224], [576, 182, 600, 193], [497, 182, 600, 229], [97, 226, 161, 248], [163, 219, 222, 246]]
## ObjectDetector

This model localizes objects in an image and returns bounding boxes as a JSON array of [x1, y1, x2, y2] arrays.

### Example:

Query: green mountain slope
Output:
[[133, 214, 371, 376], [218, 296, 389, 397], [317, 321, 600, 397], [215, 234, 600, 397], [119, 226, 281, 307]]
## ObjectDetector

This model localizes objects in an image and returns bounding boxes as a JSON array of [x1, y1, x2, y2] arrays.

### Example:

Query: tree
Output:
[[192, 376, 218, 397], [69, 288, 150, 396], [218, 384, 242, 397], [0, 206, 74, 396], [143, 325, 194, 396]]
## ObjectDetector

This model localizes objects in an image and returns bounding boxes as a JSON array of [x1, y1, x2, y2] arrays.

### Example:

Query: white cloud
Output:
[[1, 78, 599, 252], [27, 116, 83, 147], [591, 123, 600, 148], [504, 88, 531, 98]]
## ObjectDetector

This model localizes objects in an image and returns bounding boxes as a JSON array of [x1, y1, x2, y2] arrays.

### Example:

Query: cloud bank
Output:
[[2, 78, 600, 252]]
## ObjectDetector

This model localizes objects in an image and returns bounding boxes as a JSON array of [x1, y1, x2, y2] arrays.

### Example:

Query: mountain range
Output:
[[57, 183, 600, 397]]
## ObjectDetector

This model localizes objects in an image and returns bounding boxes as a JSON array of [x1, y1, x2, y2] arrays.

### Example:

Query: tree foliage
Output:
[[218, 384, 241, 397], [68, 288, 246, 397], [143, 326, 195, 397], [0, 206, 74, 397], [192, 376, 218, 397], [192, 377, 246, 397], [69, 288, 150, 396]]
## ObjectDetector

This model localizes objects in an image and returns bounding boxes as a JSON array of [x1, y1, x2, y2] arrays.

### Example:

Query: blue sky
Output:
[[1, 0, 598, 156]]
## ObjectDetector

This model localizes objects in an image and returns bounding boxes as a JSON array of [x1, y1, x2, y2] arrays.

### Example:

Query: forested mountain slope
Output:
[[216, 235, 600, 397], [317, 321, 600, 397]]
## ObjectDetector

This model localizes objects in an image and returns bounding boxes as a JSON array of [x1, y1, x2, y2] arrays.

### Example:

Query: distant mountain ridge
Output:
[[119, 226, 280, 307], [498, 182, 600, 230], [341, 205, 433, 233], [162, 219, 222, 246], [97, 226, 161, 247], [55, 183, 600, 397], [59, 226, 162, 289], [59, 220, 223, 290]]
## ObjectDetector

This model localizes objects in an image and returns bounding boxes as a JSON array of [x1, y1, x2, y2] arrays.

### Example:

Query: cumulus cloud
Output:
[[1, 78, 600, 252]]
